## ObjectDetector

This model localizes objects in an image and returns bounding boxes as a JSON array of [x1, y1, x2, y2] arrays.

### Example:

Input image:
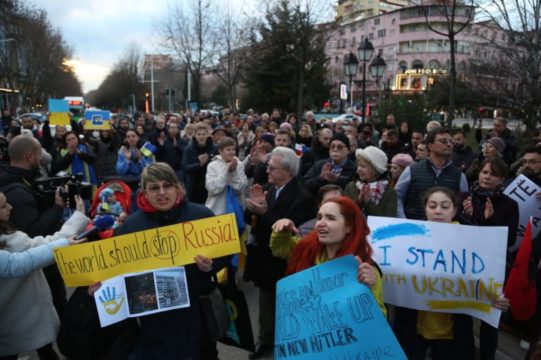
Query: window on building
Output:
[[501, 33, 506, 42], [398, 61, 408, 73], [375, 18, 380, 26], [369, 33, 374, 40], [411, 60, 424, 69], [351, 24, 357, 32], [428, 60, 440, 69], [378, 29, 386, 38], [352, 37, 356, 46]]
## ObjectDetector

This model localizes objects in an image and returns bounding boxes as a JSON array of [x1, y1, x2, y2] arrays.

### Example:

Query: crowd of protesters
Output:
[[0, 108, 540, 360]]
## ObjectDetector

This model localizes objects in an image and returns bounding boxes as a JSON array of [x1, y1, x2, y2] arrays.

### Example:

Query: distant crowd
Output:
[[0, 108, 540, 360]]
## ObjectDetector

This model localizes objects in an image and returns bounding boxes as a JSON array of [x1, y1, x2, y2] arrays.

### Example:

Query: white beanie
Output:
[[355, 146, 388, 175]]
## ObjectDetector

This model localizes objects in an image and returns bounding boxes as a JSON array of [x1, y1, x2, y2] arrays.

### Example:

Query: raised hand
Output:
[[272, 218, 298, 234], [356, 256, 376, 287], [462, 196, 473, 217]]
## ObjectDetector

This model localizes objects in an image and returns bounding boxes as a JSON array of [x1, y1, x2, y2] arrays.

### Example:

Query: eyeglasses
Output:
[[146, 183, 176, 193], [330, 144, 347, 150], [267, 165, 284, 172], [436, 138, 455, 145], [522, 158, 541, 165]]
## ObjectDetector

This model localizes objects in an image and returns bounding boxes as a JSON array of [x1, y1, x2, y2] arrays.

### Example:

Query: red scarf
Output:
[[136, 189, 184, 212]]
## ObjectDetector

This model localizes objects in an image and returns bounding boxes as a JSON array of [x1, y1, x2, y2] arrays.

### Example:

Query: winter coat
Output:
[[116, 147, 154, 177], [114, 200, 218, 360], [452, 145, 477, 172], [181, 138, 218, 204], [0, 238, 68, 278], [205, 155, 248, 215], [0, 211, 89, 356], [344, 180, 397, 217], [302, 158, 357, 194], [0, 164, 64, 237], [244, 178, 315, 288], [88, 136, 120, 183], [156, 135, 187, 173]]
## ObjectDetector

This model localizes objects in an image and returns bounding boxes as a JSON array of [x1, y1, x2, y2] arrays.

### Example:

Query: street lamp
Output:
[[357, 38, 374, 124], [370, 53, 387, 109], [343, 52, 358, 111], [370, 53, 386, 82]]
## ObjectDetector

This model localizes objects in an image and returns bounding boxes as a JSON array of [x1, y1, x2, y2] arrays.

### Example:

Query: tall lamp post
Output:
[[369, 53, 386, 106], [343, 52, 358, 111], [357, 38, 374, 124]]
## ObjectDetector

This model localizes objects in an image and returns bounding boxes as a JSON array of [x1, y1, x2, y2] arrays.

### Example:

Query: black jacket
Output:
[[452, 145, 477, 171], [156, 135, 187, 172], [300, 141, 329, 176], [114, 200, 222, 359], [181, 138, 218, 204], [302, 158, 357, 195], [0, 164, 63, 237], [244, 178, 315, 287]]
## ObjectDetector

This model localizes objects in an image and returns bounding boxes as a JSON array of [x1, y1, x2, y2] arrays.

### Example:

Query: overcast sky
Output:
[[35, 0, 259, 93]]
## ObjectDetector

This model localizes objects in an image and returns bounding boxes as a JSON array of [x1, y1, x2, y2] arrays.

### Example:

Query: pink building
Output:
[[324, 3, 479, 106]]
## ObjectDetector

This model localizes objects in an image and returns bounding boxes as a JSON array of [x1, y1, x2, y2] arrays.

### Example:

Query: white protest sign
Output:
[[367, 216, 508, 327], [95, 267, 190, 327], [504, 174, 541, 251]]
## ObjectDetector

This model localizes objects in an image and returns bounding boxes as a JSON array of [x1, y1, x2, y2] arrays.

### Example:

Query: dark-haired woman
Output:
[[461, 157, 518, 360], [51, 131, 97, 189]]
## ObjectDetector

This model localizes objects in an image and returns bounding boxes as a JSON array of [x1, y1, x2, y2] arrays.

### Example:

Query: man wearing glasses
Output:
[[302, 132, 357, 195], [395, 128, 469, 219]]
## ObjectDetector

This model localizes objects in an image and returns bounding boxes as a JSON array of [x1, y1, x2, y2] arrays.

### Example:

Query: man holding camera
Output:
[[0, 135, 67, 359]]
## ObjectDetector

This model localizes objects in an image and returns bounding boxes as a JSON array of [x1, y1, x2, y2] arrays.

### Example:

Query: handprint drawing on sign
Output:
[[99, 286, 125, 315]]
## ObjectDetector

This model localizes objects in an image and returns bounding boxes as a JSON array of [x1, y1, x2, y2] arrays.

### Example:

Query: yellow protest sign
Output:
[[54, 214, 241, 287], [49, 112, 70, 126], [84, 119, 111, 130]]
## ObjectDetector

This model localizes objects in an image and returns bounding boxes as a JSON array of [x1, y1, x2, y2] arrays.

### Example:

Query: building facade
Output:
[[324, 3, 492, 109]]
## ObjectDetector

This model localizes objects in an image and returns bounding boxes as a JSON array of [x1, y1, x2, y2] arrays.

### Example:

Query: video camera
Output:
[[35, 173, 93, 208]]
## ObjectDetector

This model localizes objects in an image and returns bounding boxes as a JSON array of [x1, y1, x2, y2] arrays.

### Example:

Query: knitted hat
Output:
[[330, 132, 350, 149], [391, 153, 414, 169], [355, 146, 388, 174], [100, 188, 114, 202], [486, 136, 506, 156], [259, 133, 275, 147]]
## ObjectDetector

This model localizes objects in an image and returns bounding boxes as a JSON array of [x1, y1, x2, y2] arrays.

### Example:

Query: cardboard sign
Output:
[[84, 110, 111, 130], [367, 216, 508, 328], [54, 214, 240, 287], [504, 174, 541, 251], [275, 255, 406, 360], [49, 99, 70, 126]]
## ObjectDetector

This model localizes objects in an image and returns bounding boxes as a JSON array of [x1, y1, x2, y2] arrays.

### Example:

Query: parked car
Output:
[[16, 112, 47, 123], [332, 113, 362, 123]]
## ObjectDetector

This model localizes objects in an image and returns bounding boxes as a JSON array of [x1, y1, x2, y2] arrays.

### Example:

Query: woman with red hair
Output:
[[270, 196, 386, 316]]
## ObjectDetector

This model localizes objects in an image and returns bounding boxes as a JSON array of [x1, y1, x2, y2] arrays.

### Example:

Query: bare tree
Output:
[[474, 0, 541, 130], [212, 8, 252, 111], [156, 0, 217, 105], [414, 0, 475, 126]]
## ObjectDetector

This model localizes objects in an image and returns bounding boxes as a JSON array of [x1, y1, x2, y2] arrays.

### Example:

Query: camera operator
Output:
[[0, 135, 67, 358]]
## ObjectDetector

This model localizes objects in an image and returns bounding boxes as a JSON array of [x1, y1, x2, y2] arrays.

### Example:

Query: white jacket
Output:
[[205, 155, 248, 215], [0, 211, 89, 356]]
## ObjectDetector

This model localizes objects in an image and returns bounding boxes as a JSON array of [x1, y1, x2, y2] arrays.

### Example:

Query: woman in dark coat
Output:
[[111, 162, 226, 359], [87, 129, 120, 183], [181, 123, 218, 204], [460, 157, 519, 360]]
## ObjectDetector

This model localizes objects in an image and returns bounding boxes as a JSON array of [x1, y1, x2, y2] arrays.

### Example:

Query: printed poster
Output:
[[367, 216, 507, 327], [95, 267, 190, 327], [275, 255, 406, 360]]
